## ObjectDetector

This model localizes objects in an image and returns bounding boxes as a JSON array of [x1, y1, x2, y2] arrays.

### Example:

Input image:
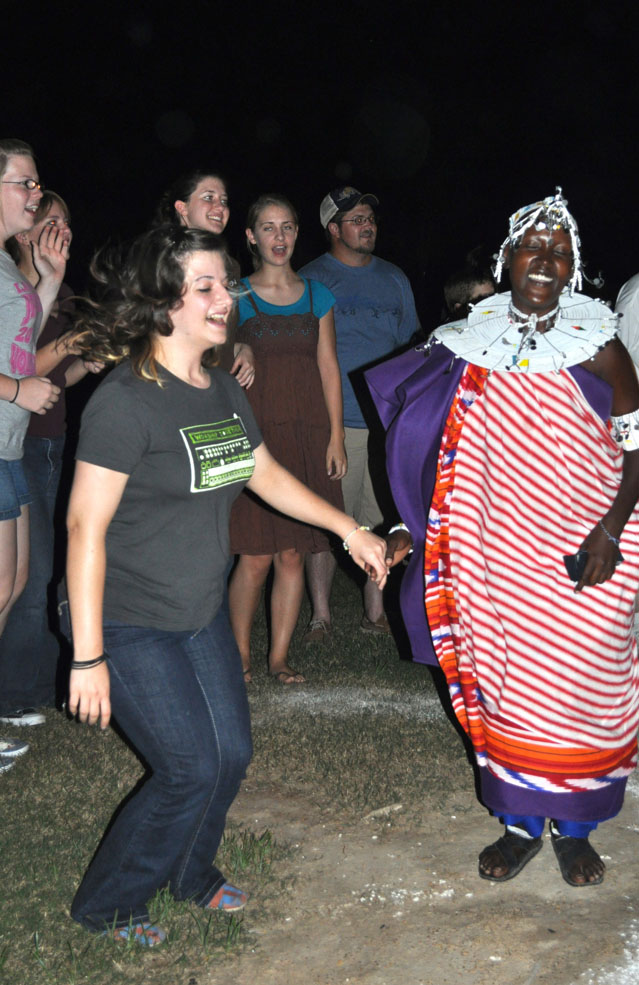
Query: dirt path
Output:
[[203, 772, 639, 985]]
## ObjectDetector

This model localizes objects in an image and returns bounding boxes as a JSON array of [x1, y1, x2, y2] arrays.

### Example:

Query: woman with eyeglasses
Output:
[[0, 140, 68, 752], [0, 191, 102, 724], [228, 194, 346, 683], [154, 169, 255, 388]]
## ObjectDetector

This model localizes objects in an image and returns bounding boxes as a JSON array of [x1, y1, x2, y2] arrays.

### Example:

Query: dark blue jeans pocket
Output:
[[57, 591, 72, 643]]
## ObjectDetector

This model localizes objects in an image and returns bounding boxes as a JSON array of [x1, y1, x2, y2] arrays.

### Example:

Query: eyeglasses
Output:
[[2, 178, 43, 192], [339, 215, 378, 226]]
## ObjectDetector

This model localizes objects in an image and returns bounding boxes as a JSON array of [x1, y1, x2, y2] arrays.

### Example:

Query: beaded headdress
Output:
[[494, 187, 582, 293]]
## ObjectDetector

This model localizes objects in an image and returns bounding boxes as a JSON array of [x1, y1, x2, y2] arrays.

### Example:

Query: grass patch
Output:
[[246, 567, 470, 814], [218, 827, 287, 880], [0, 569, 471, 983]]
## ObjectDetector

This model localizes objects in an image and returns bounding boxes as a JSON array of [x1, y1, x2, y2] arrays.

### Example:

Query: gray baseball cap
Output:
[[319, 186, 379, 228]]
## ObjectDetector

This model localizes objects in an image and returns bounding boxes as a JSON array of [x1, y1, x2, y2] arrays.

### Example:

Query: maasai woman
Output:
[[367, 190, 639, 887]]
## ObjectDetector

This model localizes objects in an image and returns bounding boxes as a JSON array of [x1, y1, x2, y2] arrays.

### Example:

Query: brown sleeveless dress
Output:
[[229, 280, 343, 555]]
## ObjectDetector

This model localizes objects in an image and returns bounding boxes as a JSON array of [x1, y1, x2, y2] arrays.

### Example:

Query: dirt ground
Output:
[[201, 772, 639, 985]]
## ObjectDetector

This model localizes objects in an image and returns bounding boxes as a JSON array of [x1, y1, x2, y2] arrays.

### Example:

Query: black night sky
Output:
[[5, 1, 639, 324]]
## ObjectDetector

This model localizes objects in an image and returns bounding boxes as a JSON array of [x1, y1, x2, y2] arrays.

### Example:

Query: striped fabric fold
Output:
[[426, 366, 639, 812]]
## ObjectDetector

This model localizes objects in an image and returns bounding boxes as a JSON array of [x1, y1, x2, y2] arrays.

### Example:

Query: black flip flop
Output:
[[551, 832, 605, 887], [478, 830, 543, 882]]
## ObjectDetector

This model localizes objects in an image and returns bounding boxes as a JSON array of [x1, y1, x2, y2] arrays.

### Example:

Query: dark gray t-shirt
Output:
[[77, 361, 262, 630]]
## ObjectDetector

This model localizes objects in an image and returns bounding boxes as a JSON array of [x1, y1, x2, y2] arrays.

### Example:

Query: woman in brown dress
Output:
[[229, 194, 346, 683]]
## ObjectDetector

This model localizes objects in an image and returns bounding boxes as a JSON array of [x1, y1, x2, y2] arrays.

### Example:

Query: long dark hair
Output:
[[73, 225, 230, 382], [153, 169, 228, 227]]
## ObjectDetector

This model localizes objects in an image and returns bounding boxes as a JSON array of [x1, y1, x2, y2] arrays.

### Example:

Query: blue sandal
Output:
[[206, 883, 248, 911], [107, 921, 166, 946]]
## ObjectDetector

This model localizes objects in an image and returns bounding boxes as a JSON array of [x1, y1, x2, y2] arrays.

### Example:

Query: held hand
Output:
[[68, 663, 111, 729], [82, 359, 105, 374], [16, 376, 61, 414], [574, 522, 622, 593], [231, 345, 256, 388], [385, 529, 413, 568], [326, 438, 347, 480], [57, 331, 81, 356], [32, 223, 70, 285], [346, 529, 388, 590]]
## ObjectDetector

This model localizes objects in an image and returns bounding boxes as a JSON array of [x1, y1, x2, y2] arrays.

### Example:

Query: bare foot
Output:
[[551, 833, 605, 886], [478, 831, 542, 881], [566, 848, 605, 885], [270, 665, 305, 684], [243, 667, 252, 685]]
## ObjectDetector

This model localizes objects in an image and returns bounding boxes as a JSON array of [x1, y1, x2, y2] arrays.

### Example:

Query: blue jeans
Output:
[[0, 436, 64, 713], [0, 456, 31, 520], [71, 605, 252, 931]]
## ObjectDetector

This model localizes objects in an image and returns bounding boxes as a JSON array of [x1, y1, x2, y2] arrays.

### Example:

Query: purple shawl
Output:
[[365, 344, 613, 666]]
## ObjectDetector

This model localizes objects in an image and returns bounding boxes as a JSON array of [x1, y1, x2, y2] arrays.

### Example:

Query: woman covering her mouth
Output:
[[367, 189, 639, 889]]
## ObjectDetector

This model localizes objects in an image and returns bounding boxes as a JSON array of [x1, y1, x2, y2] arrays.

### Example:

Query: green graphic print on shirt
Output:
[[180, 414, 256, 492]]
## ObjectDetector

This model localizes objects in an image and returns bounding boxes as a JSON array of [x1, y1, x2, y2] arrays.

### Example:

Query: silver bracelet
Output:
[[599, 519, 621, 547]]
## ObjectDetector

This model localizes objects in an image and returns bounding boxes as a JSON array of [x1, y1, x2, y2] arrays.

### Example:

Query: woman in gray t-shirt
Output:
[[66, 224, 388, 945]]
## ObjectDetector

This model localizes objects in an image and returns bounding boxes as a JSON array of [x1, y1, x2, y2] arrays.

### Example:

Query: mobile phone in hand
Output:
[[563, 551, 588, 582]]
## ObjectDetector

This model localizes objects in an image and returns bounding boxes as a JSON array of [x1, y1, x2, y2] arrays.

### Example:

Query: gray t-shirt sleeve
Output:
[[77, 372, 150, 474]]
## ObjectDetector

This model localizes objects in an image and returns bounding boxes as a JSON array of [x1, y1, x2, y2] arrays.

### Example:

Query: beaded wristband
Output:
[[599, 519, 620, 547], [8, 379, 20, 404], [388, 522, 414, 554], [342, 525, 370, 553], [70, 654, 108, 670], [611, 409, 639, 452]]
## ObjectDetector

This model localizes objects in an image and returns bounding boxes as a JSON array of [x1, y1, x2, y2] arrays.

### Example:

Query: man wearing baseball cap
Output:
[[299, 185, 420, 643]]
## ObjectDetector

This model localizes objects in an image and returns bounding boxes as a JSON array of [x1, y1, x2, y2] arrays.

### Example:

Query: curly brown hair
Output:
[[73, 225, 231, 383]]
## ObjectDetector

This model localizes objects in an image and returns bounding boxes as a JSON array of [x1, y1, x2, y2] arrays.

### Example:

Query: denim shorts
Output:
[[0, 458, 31, 521]]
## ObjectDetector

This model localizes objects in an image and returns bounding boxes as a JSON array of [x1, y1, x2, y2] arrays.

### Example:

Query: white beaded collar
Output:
[[432, 292, 619, 373]]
